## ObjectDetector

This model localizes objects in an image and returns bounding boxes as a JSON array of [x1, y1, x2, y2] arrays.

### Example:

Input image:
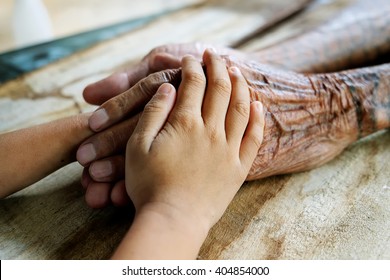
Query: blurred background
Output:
[[0, 0, 200, 53]]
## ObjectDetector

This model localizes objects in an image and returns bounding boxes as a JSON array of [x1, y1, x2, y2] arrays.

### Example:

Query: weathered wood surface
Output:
[[0, 0, 203, 52], [1, 0, 389, 259]]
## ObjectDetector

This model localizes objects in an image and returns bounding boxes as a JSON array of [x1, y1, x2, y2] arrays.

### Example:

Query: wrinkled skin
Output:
[[86, 59, 390, 176], [80, 43, 248, 208], [79, 0, 390, 208], [232, 59, 390, 179], [79, 58, 390, 207]]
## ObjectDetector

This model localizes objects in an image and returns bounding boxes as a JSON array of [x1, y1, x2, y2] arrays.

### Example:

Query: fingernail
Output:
[[208, 47, 217, 54], [157, 83, 173, 95], [77, 143, 97, 165], [89, 109, 109, 131], [183, 54, 195, 61], [90, 161, 113, 179], [255, 101, 264, 113], [230, 66, 241, 75]]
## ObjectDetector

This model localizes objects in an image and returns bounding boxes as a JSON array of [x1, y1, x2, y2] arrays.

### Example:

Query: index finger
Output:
[[88, 69, 181, 132]]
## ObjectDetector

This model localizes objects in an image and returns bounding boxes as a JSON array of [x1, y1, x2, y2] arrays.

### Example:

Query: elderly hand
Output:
[[78, 43, 248, 208]]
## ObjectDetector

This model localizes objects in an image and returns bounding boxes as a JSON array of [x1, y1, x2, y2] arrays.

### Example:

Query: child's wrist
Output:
[[137, 201, 211, 243], [112, 201, 211, 259]]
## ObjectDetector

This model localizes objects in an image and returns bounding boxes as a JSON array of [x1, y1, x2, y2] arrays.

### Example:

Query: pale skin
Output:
[[0, 50, 265, 259]]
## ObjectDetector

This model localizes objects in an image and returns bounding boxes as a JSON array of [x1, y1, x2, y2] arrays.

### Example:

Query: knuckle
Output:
[[100, 97, 121, 119], [103, 89, 141, 120], [234, 101, 250, 118], [148, 45, 169, 56], [185, 71, 206, 88], [207, 125, 221, 143], [143, 97, 165, 114], [173, 109, 197, 129], [100, 129, 118, 153], [249, 133, 263, 149], [148, 51, 170, 71], [148, 52, 160, 69], [211, 78, 231, 95], [137, 75, 157, 94], [127, 134, 142, 154]]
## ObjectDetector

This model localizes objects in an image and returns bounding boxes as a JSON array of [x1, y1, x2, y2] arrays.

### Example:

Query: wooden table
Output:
[[0, 0, 202, 52], [1, 0, 389, 259]]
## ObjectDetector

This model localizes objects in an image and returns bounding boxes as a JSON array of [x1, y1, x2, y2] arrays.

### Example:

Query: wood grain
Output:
[[1, 0, 389, 260], [200, 131, 390, 259]]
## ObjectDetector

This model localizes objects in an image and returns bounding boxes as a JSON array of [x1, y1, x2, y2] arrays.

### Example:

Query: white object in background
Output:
[[12, 0, 54, 47]]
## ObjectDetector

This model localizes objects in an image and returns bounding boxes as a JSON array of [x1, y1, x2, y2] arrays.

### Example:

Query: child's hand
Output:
[[83, 43, 245, 106], [126, 49, 265, 232]]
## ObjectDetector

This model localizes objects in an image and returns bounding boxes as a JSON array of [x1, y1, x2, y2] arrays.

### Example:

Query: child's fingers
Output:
[[239, 101, 265, 170], [131, 83, 176, 151], [173, 55, 206, 116], [225, 67, 250, 147], [202, 49, 232, 127]]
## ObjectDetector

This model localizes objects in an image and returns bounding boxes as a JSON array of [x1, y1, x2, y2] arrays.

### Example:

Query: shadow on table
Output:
[[0, 169, 134, 260]]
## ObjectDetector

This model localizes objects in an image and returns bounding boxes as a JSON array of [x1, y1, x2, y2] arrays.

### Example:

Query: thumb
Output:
[[131, 83, 176, 151], [83, 61, 149, 106], [149, 53, 182, 72], [240, 101, 265, 171]]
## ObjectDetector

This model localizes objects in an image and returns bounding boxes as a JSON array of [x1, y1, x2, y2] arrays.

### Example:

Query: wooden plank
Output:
[[240, 0, 356, 52], [1, 0, 389, 260]]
